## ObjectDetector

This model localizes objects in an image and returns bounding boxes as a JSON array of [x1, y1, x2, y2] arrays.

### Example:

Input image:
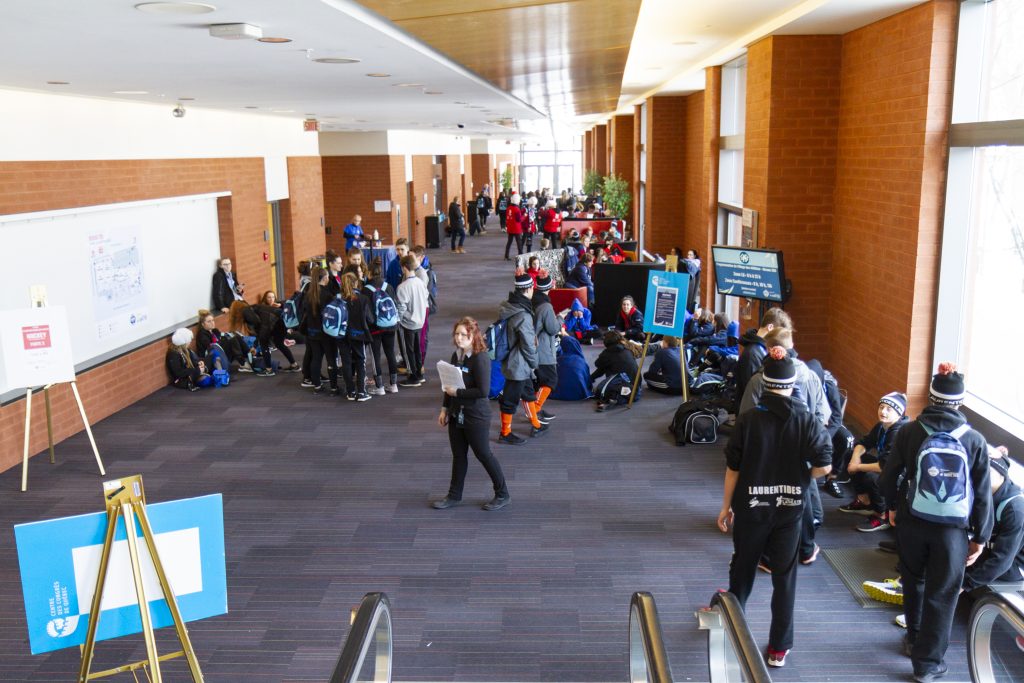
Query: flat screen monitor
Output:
[[711, 246, 787, 302]]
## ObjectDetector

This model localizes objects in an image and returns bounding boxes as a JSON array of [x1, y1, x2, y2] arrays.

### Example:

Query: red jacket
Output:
[[542, 208, 561, 234], [505, 205, 524, 235]]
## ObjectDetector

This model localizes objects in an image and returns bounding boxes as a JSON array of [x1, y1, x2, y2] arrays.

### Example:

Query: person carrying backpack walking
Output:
[[496, 269, 545, 444], [528, 271, 561, 425], [880, 362, 993, 683]]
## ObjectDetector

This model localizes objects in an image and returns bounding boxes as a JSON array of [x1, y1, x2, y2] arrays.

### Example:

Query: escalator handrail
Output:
[[630, 592, 674, 683], [329, 592, 392, 683], [709, 591, 772, 683], [968, 588, 1024, 683]]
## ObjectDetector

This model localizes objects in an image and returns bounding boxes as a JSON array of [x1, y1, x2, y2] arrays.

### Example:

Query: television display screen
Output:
[[711, 246, 787, 302]]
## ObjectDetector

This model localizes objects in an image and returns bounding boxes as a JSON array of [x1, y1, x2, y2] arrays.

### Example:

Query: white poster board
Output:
[[0, 306, 76, 391]]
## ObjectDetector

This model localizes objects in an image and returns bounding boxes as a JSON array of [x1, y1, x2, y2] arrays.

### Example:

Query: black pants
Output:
[[258, 320, 296, 366], [504, 233, 524, 259], [307, 334, 338, 389], [369, 330, 398, 387], [499, 212, 506, 231], [451, 226, 466, 249], [544, 232, 560, 250], [831, 425, 855, 472], [852, 458, 884, 511], [339, 337, 367, 395], [729, 512, 802, 651], [401, 326, 424, 381], [897, 514, 969, 676], [499, 378, 536, 415], [447, 419, 508, 499], [643, 372, 682, 395], [534, 364, 557, 392], [524, 231, 534, 251]]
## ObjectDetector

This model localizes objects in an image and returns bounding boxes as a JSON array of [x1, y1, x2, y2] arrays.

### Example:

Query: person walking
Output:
[[504, 194, 525, 260], [448, 195, 466, 253], [432, 317, 511, 511], [496, 269, 546, 444]]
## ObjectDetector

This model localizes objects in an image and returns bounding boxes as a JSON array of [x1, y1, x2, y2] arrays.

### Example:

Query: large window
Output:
[[937, 0, 1024, 437], [716, 55, 748, 321]]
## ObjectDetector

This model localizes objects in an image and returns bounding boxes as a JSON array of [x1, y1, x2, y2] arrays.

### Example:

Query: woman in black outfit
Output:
[[432, 317, 511, 511], [302, 266, 340, 395]]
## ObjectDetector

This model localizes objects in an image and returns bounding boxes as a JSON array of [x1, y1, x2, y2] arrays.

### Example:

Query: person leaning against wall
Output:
[[211, 256, 245, 314]]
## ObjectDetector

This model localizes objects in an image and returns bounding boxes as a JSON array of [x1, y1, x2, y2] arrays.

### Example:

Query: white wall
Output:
[[0, 88, 319, 162], [318, 131, 390, 156]]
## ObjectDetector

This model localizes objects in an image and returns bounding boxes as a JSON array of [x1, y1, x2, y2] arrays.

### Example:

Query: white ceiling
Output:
[[0, 0, 931, 139]]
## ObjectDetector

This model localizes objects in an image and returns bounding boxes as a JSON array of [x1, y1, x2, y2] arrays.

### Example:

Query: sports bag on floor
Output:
[[669, 399, 720, 446], [908, 423, 973, 526]]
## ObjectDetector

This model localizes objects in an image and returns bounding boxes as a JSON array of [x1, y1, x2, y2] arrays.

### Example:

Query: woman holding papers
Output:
[[432, 317, 510, 512]]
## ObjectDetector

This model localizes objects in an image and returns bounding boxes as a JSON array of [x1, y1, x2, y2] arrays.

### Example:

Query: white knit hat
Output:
[[171, 328, 193, 346]]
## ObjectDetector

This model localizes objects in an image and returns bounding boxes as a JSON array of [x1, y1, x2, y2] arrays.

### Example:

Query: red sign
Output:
[[22, 325, 52, 350]]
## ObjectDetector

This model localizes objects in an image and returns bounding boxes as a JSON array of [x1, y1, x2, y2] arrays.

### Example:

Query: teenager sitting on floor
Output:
[[551, 335, 592, 401], [167, 328, 212, 391], [563, 298, 600, 345], [614, 295, 645, 343], [644, 336, 684, 395], [591, 330, 639, 412]]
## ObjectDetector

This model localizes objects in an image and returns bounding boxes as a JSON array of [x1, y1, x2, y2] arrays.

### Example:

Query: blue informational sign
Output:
[[14, 494, 227, 655], [712, 246, 787, 302], [643, 270, 690, 337]]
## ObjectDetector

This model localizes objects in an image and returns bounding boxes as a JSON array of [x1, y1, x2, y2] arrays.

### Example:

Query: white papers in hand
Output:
[[436, 361, 465, 391]]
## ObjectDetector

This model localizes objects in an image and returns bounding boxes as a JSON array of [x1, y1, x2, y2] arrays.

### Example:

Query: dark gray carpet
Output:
[[0, 222, 974, 681]]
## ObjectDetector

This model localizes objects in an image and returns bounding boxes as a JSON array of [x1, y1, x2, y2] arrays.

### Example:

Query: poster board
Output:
[[0, 306, 76, 391], [14, 493, 227, 655], [711, 246, 787, 302], [643, 270, 690, 337]]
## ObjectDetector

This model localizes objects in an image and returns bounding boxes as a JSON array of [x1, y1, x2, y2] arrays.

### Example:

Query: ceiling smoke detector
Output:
[[208, 23, 262, 40]]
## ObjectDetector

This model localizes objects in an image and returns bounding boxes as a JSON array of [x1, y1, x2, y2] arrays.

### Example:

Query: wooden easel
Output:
[[627, 256, 689, 408], [78, 475, 204, 683], [21, 381, 106, 491]]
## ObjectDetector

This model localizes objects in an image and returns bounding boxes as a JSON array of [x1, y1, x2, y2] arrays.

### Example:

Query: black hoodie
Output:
[[734, 329, 767, 406], [880, 405, 993, 542], [725, 391, 832, 522]]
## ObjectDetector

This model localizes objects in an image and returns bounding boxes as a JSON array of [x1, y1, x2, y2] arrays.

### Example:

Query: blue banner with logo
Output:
[[14, 494, 226, 654], [643, 270, 690, 337]]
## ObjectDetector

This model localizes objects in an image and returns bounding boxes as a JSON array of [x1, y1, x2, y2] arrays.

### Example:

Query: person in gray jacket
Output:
[[497, 269, 546, 445], [529, 270, 562, 425]]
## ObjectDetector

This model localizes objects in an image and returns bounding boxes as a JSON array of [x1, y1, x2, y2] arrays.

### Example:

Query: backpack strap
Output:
[[951, 423, 971, 440], [997, 493, 1024, 523]]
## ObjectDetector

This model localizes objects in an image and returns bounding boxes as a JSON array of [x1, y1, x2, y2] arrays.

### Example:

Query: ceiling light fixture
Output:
[[424, 90, 443, 95], [46, 80, 70, 85], [366, 73, 391, 78], [313, 57, 360, 64], [244, 105, 259, 109], [113, 90, 149, 95], [673, 40, 697, 46], [134, 2, 216, 14], [209, 23, 262, 40], [178, 97, 195, 101], [393, 83, 424, 88], [258, 37, 292, 43]]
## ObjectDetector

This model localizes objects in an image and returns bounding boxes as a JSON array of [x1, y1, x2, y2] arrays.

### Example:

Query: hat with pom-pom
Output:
[[762, 346, 796, 390], [929, 362, 965, 406], [514, 267, 534, 289], [171, 328, 193, 347], [535, 269, 553, 291], [879, 392, 908, 417], [510, 193, 521, 206]]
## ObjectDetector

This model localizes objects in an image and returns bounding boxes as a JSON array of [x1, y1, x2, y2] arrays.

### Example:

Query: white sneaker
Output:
[[387, 384, 399, 394], [369, 386, 386, 396], [894, 613, 907, 629]]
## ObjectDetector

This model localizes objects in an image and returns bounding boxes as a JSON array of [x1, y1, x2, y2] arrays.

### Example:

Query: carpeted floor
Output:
[[0, 223, 975, 681]]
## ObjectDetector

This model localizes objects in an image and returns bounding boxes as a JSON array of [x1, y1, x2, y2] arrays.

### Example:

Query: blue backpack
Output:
[[427, 268, 439, 315], [908, 423, 973, 526], [485, 316, 515, 362], [563, 245, 579, 277], [321, 296, 348, 338], [281, 286, 305, 330], [365, 284, 398, 329]]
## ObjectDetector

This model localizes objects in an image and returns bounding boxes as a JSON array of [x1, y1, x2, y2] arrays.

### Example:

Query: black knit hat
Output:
[[762, 346, 797, 390], [930, 362, 965, 406], [514, 268, 533, 289], [880, 392, 908, 417], [535, 269, 553, 291]]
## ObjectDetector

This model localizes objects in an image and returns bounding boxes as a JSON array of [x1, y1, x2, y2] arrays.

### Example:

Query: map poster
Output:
[[0, 306, 76, 392], [88, 226, 148, 340], [644, 270, 690, 337]]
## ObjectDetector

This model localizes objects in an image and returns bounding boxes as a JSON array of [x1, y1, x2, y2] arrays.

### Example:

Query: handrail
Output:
[[328, 592, 393, 683], [968, 588, 1024, 682], [629, 592, 674, 683], [699, 591, 772, 683]]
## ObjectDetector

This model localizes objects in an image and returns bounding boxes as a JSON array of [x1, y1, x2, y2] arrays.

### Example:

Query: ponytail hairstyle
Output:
[[341, 272, 360, 301], [713, 312, 730, 333], [308, 266, 327, 316], [369, 257, 385, 282]]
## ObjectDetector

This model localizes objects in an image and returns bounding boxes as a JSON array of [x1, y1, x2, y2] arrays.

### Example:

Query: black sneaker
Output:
[[285, 363, 301, 373], [878, 539, 899, 554], [913, 663, 948, 683], [834, 470, 851, 485], [498, 432, 526, 445], [838, 499, 876, 516], [482, 495, 510, 511], [399, 378, 421, 388], [595, 402, 608, 412], [537, 409, 556, 423], [300, 379, 315, 388], [257, 369, 276, 377], [346, 392, 357, 401], [431, 497, 461, 510], [821, 479, 843, 498], [530, 423, 549, 438], [356, 391, 371, 402], [328, 387, 341, 397], [312, 385, 325, 394]]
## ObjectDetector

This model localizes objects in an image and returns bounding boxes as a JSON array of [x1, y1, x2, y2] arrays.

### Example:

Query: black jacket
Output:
[[442, 351, 491, 425], [590, 344, 638, 382], [211, 269, 241, 311], [243, 304, 282, 342], [963, 477, 1024, 590], [448, 201, 465, 230], [196, 327, 222, 358], [734, 329, 767, 403], [725, 392, 833, 522], [301, 286, 336, 335], [345, 290, 374, 341], [880, 405, 993, 542], [166, 348, 203, 387]]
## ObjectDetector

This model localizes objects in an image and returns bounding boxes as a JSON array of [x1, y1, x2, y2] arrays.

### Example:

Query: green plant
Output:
[[602, 173, 631, 219], [500, 166, 514, 193], [582, 170, 604, 197]]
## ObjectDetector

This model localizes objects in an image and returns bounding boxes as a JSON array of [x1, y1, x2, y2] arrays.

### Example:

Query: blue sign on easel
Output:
[[643, 270, 690, 337]]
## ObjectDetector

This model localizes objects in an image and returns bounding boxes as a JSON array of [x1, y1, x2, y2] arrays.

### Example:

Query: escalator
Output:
[[968, 588, 1024, 683]]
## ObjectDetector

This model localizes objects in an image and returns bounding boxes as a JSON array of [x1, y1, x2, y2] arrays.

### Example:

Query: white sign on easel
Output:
[[0, 306, 105, 491]]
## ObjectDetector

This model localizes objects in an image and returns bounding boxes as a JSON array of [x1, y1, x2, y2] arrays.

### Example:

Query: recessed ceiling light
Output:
[[355, 119, 369, 123], [453, 100, 467, 105], [424, 90, 443, 95], [313, 57, 360, 64], [46, 80, 70, 85], [305, 112, 316, 116], [258, 36, 292, 43], [366, 73, 391, 78], [244, 105, 259, 109], [178, 97, 195, 101], [134, 2, 216, 14], [673, 40, 697, 46], [113, 90, 149, 95], [393, 82, 423, 88]]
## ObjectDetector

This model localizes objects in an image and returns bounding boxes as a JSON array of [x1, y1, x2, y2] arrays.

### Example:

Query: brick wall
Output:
[[831, 0, 957, 426], [609, 114, 635, 231], [594, 124, 609, 176], [388, 156, 409, 243], [633, 105, 642, 233], [471, 153, 492, 197], [0, 156, 321, 474], [644, 96, 687, 256], [441, 154, 460, 207], [409, 154, 435, 246], [700, 67, 722, 307], [280, 156, 326, 292], [681, 91, 706, 292], [584, 130, 593, 172], [321, 155, 397, 249]]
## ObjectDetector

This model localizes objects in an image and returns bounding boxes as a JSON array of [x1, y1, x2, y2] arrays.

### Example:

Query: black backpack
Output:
[[669, 399, 721, 446]]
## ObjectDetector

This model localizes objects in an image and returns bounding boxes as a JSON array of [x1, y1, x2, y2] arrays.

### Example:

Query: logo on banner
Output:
[[22, 325, 52, 350]]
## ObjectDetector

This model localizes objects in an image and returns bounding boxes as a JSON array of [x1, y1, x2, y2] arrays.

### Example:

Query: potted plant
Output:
[[500, 166, 514, 193], [602, 173, 631, 221], [582, 170, 604, 198]]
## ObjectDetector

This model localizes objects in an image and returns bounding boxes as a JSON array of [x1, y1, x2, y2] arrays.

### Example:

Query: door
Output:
[[267, 202, 284, 298]]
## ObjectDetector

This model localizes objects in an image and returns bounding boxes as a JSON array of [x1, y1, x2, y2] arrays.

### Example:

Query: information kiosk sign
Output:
[[643, 270, 690, 337]]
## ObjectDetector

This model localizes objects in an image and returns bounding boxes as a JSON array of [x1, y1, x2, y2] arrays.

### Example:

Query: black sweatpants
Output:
[[401, 325, 424, 381], [897, 514, 969, 676], [729, 512, 802, 651], [446, 419, 508, 499], [504, 233, 524, 259], [499, 378, 536, 415], [307, 334, 338, 389], [535, 364, 558, 392], [339, 337, 367, 395], [852, 457, 884, 511], [543, 232, 560, 250], [369, 329, 398, 387]]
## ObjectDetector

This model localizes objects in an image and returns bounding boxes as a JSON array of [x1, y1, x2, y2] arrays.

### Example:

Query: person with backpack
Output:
[[366, 258, 400, 395], [717, 346, 833, 670], [449, 195, 466, 253], [880, 362, 993, 683], [504, 194, 525, 260], [528, 271, 561, 425], [339, 272, 372, 401], [432, 317, 510, 512], [474, 192, 488, 235], [496, 192, 509, 232], [301, 266, 340, 395], [396, 254, 429, 387], [734, 307, 792, 412], [590, 330, 639, 412], [496, 269, 545, 444], [244, 298, 299, 374]]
